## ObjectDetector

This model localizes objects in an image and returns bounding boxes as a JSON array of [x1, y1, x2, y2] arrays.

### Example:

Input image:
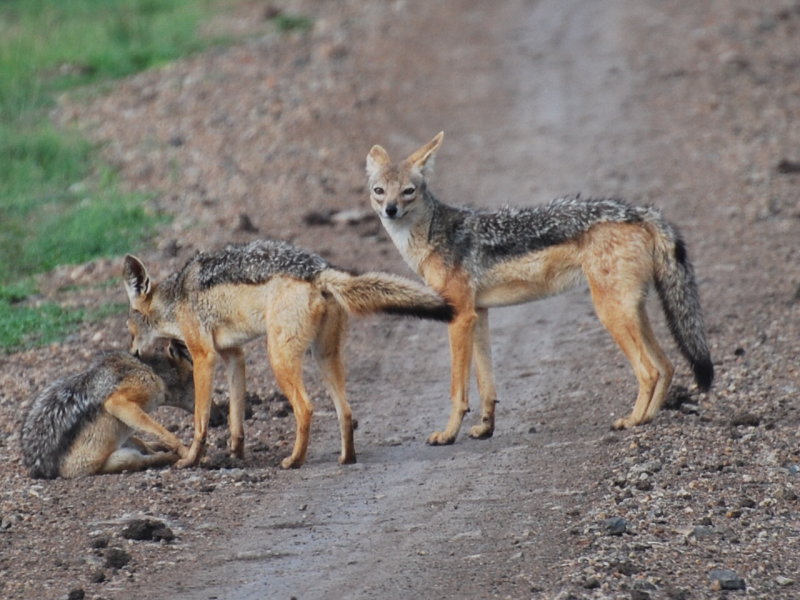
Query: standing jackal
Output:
[[21, 343, 196, 478], [123, 239, 453, 469], [366, 132, 713, 444]]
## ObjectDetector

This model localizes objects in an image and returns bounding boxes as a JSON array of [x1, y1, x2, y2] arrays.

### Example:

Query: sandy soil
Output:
[[1, 1, 798, 598]]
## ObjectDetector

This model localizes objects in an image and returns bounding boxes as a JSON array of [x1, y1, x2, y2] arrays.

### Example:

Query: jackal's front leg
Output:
[[427, 308, 476, 446], [177, 350, 216, 468]]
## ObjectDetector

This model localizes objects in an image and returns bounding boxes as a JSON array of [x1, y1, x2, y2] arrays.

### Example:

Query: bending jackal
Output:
[[21, 342, 196, 478], [123, 239, 453, 469], [366, 132, 713, 444]]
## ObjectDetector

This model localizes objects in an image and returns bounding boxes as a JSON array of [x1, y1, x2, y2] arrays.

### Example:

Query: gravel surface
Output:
[[1, 1, 798, 599]]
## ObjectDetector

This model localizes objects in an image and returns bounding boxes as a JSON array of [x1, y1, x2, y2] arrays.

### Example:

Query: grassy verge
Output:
[[0, 0, 292, 352]]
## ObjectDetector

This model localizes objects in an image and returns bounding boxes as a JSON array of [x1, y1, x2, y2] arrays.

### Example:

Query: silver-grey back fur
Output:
[[20, 351, 190, 479], [428, 193, 648, 272], [195, 239, 327, 289]]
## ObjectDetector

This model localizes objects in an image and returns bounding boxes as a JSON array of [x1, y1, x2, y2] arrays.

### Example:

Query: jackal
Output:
[[123, 239, 453, 469], [366, 132, 713, 444], [21, 342, 197, 478]]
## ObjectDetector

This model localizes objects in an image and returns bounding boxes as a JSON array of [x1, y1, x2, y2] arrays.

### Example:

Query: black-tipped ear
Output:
[[123, 254, 151, 306], [167, 339, 193, 365]]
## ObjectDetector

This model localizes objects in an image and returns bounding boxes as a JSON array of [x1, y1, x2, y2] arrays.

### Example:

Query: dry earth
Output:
[[1, 1, 799, 599]]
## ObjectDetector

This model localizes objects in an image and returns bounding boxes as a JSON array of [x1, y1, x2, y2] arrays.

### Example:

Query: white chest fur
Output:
[[381, 218, 426, 273]]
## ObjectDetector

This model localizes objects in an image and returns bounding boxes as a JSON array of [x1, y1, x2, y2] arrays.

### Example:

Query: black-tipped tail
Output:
[[320, 269, 454, 323], [693, 357, 714, 392], [652, 222, 714, 391], [383, 301, 454, 322]]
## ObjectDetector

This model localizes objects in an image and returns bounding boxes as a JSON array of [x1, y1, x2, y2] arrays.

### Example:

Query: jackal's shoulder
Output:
[[178, 239, 329, 291]]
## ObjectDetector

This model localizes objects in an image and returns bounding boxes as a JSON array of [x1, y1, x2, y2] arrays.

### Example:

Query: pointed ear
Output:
[[405, 131, 444, 175], [123, 254, 151, 307], [167, 339, 193, 365], [366, 144, 391, 180]]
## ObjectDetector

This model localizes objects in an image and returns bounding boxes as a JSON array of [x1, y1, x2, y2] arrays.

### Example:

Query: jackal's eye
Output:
[[373, 186, 385, 196], [402, 186, 416, 196]]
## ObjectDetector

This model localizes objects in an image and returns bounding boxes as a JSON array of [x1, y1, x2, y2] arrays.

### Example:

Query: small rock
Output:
[[236, 213, 259, 233], [302, 209, 336, 226], [89, 569, 106, 583], [738, 497, 756, 509], [121, 519, 174, 542], [709, 568, 746, 590], [581, 576, 600, 589], [65, 589, 85, 600], [692, 525, 715, 539], [105, 547, 131, 569], [89, 533, 110, 549], [730, 412, 760, 427], [665, 587, 689, 600], [630, 590, 651, 600], [776, 159, 800, 174], [603, 516, 628, 536], [775, 576, 795, 586]]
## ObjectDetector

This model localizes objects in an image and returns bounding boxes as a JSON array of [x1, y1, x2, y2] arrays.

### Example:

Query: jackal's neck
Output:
[[381, 191, 436, 273]]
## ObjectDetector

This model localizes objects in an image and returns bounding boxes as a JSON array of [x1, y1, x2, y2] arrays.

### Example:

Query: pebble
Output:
[[708, 568, 746, 590], [603, 517, 628, 536], [120, 519, 175, 542], [104, 548, 131, 569]]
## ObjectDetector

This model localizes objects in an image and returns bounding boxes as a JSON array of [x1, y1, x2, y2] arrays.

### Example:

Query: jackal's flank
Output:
[[124, 239, 453, 469], [366, 132, 713, 445]]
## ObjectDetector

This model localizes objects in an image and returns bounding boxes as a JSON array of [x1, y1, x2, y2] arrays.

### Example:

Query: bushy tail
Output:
[[319, 269, 454, 322], [648, 216, 714, 390]]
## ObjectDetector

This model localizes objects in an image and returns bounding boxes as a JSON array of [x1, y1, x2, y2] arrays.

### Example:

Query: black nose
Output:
[[385, 204, 398, 218]]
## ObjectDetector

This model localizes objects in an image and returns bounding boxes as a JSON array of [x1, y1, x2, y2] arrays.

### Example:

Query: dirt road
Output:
[[3, 0, 799, 598], [136, 1, 671, 597]]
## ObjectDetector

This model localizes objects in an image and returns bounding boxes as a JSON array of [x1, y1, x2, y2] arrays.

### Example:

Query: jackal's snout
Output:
[[384, 203, 399, 218]]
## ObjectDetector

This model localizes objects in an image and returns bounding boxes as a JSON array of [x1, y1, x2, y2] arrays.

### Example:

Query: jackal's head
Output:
[[366, 131, 443, 221], [123, 254, 163, 356]]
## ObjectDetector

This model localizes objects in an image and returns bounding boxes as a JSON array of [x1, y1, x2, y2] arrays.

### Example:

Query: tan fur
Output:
[[124, 252, 451, 469], [54, 347, 193, 478], [367, 133, 701, 443]]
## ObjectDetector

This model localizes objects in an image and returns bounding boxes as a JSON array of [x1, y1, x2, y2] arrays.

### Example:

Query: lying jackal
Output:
[[21, 342, 196, 478]]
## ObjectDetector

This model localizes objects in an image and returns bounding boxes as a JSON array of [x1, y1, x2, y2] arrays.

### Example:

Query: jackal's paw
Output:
[[175, 441, 205, 468], [338, 453, 357, 465], [281, 455, 304, 469], [468, 423, 494, 440], [230, 439, 245, 460], [176, 455, 197, 469], [426, 431, 456, 446], [612, 415, 647, 430]]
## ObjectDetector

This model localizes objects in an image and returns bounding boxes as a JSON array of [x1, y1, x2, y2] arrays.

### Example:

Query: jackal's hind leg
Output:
[[468, 308, 496, 440], [590, 287, 673, 429], [100, 447, 178, 475], [220, 347, 247, 459], [313, 307, 355, 464]]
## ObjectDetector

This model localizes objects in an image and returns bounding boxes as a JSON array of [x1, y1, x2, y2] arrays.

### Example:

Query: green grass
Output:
[[0, 0, 255, 352]]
